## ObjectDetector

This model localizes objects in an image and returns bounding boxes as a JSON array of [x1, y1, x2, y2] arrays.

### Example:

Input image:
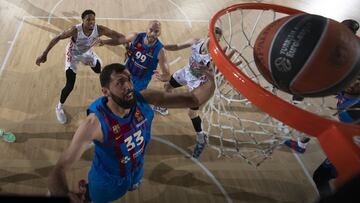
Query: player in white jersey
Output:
[[164, 27, 240, 159], [36, 10, 126, 124]]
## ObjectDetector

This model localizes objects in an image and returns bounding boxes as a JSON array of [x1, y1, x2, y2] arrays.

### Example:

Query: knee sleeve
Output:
[[91, 60, 101, 74], [60, 69, 76, 104], [169, 75, 182, 88], [191, 116, 202, 133]]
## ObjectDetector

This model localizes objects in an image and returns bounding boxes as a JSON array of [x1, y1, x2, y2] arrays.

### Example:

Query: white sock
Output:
[[57, 102, 63, 110], [196, 131, 208, 144], [297, 137, 307, 149]]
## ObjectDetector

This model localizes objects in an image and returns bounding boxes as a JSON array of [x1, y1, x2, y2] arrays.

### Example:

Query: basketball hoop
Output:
[[206, 3, 360, 186]]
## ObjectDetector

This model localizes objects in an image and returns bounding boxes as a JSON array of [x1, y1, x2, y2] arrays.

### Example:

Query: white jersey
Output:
[[188, 39, 211, 78], [172, 38, 211, 91], [64, 24, 101, 73], [70, 24, 99, 55]]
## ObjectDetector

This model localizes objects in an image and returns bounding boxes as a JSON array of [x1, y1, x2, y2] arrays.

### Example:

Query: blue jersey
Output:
[[87, 91, 154, 177], [125, 32, 164, 91], [337, 91, 360, 123]]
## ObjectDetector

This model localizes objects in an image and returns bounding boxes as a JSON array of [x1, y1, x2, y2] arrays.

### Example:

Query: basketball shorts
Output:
[[65, 44, 101, 73], [172, 65, 208, 91], [88, 165, 143, 203]]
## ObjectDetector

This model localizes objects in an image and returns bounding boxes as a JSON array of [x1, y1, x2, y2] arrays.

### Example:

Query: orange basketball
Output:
[[253, 14, 360, 97]]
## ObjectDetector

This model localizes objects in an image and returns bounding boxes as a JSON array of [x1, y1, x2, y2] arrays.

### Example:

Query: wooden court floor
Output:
[[0, 0, 359, 202]]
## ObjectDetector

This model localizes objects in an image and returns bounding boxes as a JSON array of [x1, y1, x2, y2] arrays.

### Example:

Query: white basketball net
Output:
[[202, 6, 347, 166]]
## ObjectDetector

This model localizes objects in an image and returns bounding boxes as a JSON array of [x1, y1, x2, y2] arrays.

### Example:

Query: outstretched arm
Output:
[[94, 26, 136, 46], [141, 67, 215, 108], [36, 26, 76, 66], [48, 114, 101, 197], [164, 38, 199, 51], [154, 48, 170, 82]]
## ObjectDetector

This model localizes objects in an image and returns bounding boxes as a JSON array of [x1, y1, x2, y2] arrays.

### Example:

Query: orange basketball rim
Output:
[[209, 3, 360, 186]]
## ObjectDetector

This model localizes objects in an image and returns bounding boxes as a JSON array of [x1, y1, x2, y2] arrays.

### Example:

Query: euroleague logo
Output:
[[273, 22, 312, 73], [274, 57, 292, 72]]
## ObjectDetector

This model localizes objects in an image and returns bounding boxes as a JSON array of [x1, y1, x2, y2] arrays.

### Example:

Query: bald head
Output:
[[148, 20, 161, 29], [146, 20, 161, 44]]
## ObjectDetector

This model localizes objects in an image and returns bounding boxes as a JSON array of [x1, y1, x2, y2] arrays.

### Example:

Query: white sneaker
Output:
[[193, 131, 209, 159], [196, 131, 209, 145], [152, 106, 169, 116], [55, 105, 67, 124]]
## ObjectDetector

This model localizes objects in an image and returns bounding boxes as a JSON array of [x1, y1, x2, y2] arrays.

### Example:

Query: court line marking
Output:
[[24, 15, 208, 23], [169, 57, 181, 66], [47, 0, 64, 24], [152, 135, 233, 203], [292, 151, 320, 198], [0, 16, 25, 77], [167, 0, 192, 27]]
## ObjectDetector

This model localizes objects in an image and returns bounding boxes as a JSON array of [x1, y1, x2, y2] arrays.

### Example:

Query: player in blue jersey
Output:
[[125, 20, 171, 115], [48, 63, 215, 203], [95, 20, 171, 115], [124, 20, 170, 91]]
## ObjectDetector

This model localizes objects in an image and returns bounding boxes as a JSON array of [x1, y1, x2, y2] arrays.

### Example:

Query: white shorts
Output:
[[65, 43, 101, 73], [172, 65, 208, 91]]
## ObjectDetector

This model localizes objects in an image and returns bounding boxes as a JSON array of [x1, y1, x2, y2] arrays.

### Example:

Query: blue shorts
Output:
[[88, 166, 143, 203]]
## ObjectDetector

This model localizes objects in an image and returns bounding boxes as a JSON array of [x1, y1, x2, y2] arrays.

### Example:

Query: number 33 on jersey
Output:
[[124, 130, 144, 152]]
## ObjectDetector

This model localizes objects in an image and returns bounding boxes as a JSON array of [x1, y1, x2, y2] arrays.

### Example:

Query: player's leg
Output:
[[82, 50, 102, 74], [56, 51, 78, 124], [313, 158, 338, 198], [189, 108, 208, 159], [90, 60, 101, 73], [56, 69, 76, 124], [284, 136, 310, 153]]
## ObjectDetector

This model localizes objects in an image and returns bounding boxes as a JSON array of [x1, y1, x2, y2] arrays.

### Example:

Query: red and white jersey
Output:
[[70, 23, 99, 55], [188, 39, 211, 78]]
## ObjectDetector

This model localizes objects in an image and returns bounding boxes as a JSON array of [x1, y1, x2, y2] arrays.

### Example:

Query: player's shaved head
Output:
[[146, 20, 161, 43], [148, 20, 161, 28]]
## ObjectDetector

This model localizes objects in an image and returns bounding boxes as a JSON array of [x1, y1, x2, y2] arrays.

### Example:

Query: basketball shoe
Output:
[[0, 129, 16, 143], [291, 95, 304, 104], [192, 131, 209, 159], [152, 106, 169, 116], [128, 180, 142, 191], [55, 104, 67, 124], [284, 137, 310, 153]]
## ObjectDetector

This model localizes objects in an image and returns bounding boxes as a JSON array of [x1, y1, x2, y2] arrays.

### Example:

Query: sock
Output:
[[57, 102, 63, 110], [297, 137, 309, 149]]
